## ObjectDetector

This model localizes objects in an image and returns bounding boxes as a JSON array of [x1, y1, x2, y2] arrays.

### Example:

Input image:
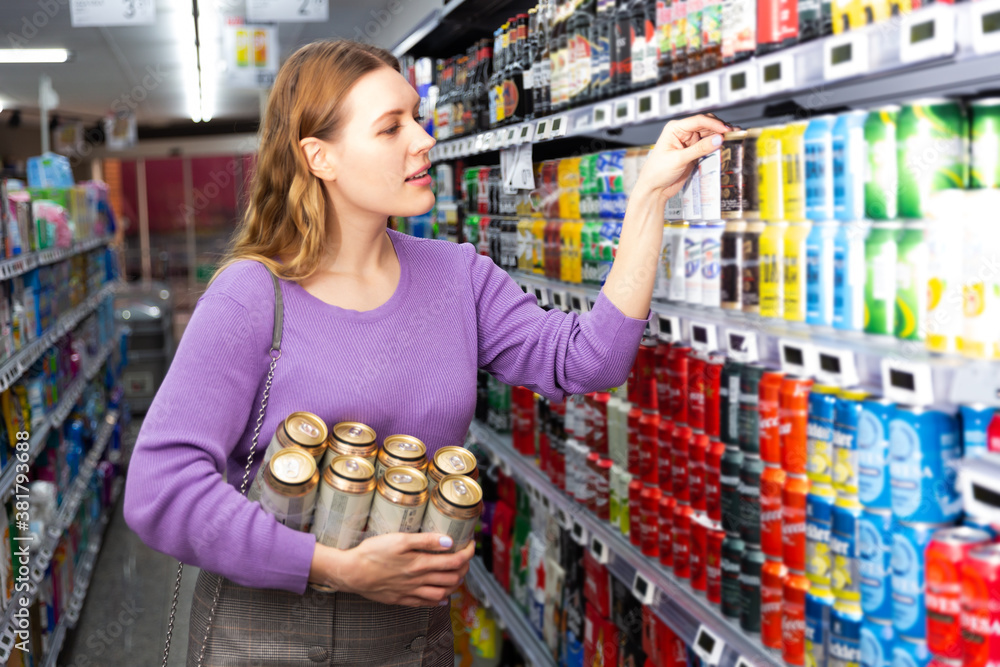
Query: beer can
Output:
[[924, 215, 963, 354], [691, 512, 710, 592], [895, 222, 928, 342], [252, 411, 328, 498], [806, 220, 838, 327], [833, 219, 871, 333], [888, 406, 962, 524], [688, 352, 707, 432], [639, 409, 661, 487], [586, 451, 601, 513], [312, 455, 376, 550], [324, 421, 378, 472], [640, 485, 662, 558], [960, 191, 1000, 361], [629, 477, 644, 544], [636, 339, 659, 412], [831, 498, 863, 604], [703, 223, 725, 307], [971, 98, 1000, 189], [721, 447, 744, 537], [865, 221, 902, 336], [740, 545, 765, 633], [592, 391, 612, 455], [689, 433, 709, 512], [722, 535, 746, 618], [806, 115, 837, 222], [858, 398, 896, 512], [864, 107, 900, 221], [926, 527, 992, 661], [720, 359, 744, 447], [784, 474, 811, 572], [706, 438, 727, 522], [659, 494, 677, 568], [781, 375, 814, 474], [427, 446, 479, 494], [609, 463, 623, 527], [761, 464, 787, 559], [759, 220, 787, 318], [738, 362, 766, 457], [595, 458, 614, 521], [806, 587, 836, 667], [743, 128, 762, 220], [658, 417, 674, 496], [833, 110, 869, 223], [367, 466, 429, 536], [762, 557, 788, 649], [859, 508, 895, 621], [260, 447, 321, 532], [894, 638, 933, 667], [784, 571, 811, 666], [758, 126, 786, 223], [785, 220, 812, 322], [707, 520, 726, 605], [721, 220, 746, 309], [960, 404, 995, 460], [759, 371, 785, 465], [861, 617, 895, 667], [739, 455, 764, 546], [961, 543, 1000, 667], [831, 601, 864, 667], [808, 384, 840, 485], [672, 425, 692, 503], [673, 501, 694, 579], [742, 220, 766, 312], [655, 342, 672, 420], [668, 222, 688, 301], [833, 388, 868, 499], [700, 149, 723, 220], [806, 485, 836, 588], [705, 352, 724, 439], [892, 521, 938, 640], [628, 405, 642, 476], [686, 224, 706, 304], [721, 131, 747, 219], [421, 474, 483, 552], [783, 121, 808, 223], [377, 435, 428, 479], [896, 100, 968, 220], [668, 345, 692, 425]]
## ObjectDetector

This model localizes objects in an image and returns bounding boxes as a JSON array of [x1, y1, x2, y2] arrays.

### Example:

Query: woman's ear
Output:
[[299, 137, 336, 181]]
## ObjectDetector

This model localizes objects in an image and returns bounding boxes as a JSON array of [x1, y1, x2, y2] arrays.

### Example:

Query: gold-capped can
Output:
[[420, 474, 483, 553], [260, 448, 320, 532], [323, 422, 378, 471], [376, 435, 428, 479], [367, 466, 429, 536], [250, 412, 328, 499], [427, 446, 479, 494], [312, 455, 376, 549]]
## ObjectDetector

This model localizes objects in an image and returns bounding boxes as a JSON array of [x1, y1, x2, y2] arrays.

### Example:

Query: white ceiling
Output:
[[0, 0, 443, 126]]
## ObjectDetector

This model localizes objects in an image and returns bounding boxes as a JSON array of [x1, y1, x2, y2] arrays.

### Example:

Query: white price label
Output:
[[535, 118, 551, 141], [248, 0, 328, 21], [881, 357, 934, 407], [632, 572, 657, 605], [735, 658, 754, 667], [692, 625, 726, 665], [572, 520, 588, 545], [550, 115, 570, 138], [501, 143, 535, 191], [518, 123, 535, 144], [494, 131, 507, 149], [725, 328, 759, 362], [635, 92, 661, 121], [518, 281, 531, 294], [551, 290, 570, 312], [586, 296, 598, 313], [612, 98, 636, 126], [555, 507, 571, 529], [779, 338, 817, 377], [644, 316, 659, 339], [758, 54, 796, 95], [899, 4, 956, 64], [657, 314, 681, 343], [574, 111, 593, 132], [814, 346, 859, 387], [666, 84, 690, 113], [590, 536, 609, 564], [533, 286, 551, 307], [507, 127, 518, 145], [569, 294, 589, 313], [690, 75, 721, 109], [70, 0, 155, 26], [724, 64, 759, 103], [823, 32, 869, 81], [475, 134, 486, 152], [972, 0, 1000, 55], [689, 321, 718, 353], [592, 104, 612, 129]]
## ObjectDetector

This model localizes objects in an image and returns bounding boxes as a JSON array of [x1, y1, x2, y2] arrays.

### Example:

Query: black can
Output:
[[739, 455, 764, 546], [721, 536, 746, 619], [739, 545, 765, 633], [741, 221, 766, 313], [742, 129, 761, 219], [721, 132, 747, 218], [720, 221, 746, 310], [720, 359, 744, 447], [738, 362, 767, 457], [720, 447, 744, 537]]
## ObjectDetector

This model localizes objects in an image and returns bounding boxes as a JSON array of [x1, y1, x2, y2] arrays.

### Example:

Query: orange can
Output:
[[762, 558, 789, 650], [779, 375, 813, 474], [782, 474, 811, 572], [783, 571, 811, 666], [761, 464, 787, 560], [759, 371, 785, 464]]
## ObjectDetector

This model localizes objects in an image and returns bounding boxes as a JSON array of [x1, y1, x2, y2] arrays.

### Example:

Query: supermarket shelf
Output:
[[430, 1, 1000, 162], [0, 411, 119, 663], [465, 557, 557, 667], [0, 236, 113, 283], [468, 419, 783, 667], [0, 281, 118, 395]]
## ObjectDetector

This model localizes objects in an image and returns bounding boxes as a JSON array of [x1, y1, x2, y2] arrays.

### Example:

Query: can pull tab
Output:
[[449, 455, 467, 471], [345, 459, 359, 473], [348, 426, 364, 437], [390, 473, 414, 485], [277, 458, 301, 478], [297, 422, 321, 439], [399, 441, 420, 452], [452, 479, 469, 497]]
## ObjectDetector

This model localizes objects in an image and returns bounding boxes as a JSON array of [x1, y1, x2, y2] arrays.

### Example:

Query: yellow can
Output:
[[560, 221, 573, 283], [757, 127, 785, 223], [517, 218, 533, 271], [782, 122, 808, 223], [558, 157, 581, 220], [759, 220, 788, 318], [832, 0, 865, 33], [784, 221, 813, 322], [531, 217, 547, 274]]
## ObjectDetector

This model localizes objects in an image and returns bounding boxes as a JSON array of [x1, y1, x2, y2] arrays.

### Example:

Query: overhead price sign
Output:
[[224, 24, 279, 89], [70, 0, 155, 27], [247, 0, 329, 22]]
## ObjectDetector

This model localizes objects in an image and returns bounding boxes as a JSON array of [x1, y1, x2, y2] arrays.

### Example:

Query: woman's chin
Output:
[[394, 193, 436, 218]]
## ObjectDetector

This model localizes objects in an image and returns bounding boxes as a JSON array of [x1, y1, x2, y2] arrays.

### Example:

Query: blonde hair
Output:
[[214, 40, 400, 283]]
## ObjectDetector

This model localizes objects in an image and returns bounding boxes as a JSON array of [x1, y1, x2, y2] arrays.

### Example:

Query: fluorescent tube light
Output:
[[0, 49, 70, 64]]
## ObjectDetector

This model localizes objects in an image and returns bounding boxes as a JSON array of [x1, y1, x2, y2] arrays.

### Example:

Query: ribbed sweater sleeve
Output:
[[123, 288, 316, 594], [464, 243, 650, 400]]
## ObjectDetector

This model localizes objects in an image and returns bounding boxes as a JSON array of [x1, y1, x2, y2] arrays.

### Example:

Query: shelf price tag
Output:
[[635, 91, 661, 122], [481, 133, 494, 151], [644, 316, 659, 339], [971, 0, 1000, 54], [881, 357, 934, 407], [657, 314, 681, 343], [735, 658, 754, 667], [690, 75, 720, 110], [689, 321, 719, 353], [551, 290, 570, 312], [518, 123, 535, 144], [758, 53, 796, 95], [586, 296, 598, 312], [723, 63, 759, 103], [692, 625, 726, 665], [612, 97, 637, 127], [555, 507, 572, 530], [505, 127, 518, 146], [779, 338, 817, 377], [725, 328, 759, 363], [823, 32, 869, 81], [572, 519, 589, 545], [533, 286, 551, 307], [574, 110, 593, 132], [814, 346, 858, 388], [592, 103, 612, 129], [569, 293, 589, 313], [900, 4, 956, 63], [666, 83, 690, 113], [535, 118, 551, 141], [632, 572, 657, 605], [590, 536, 610, 564], [550, 115, 570, 138], [464, 138, 475, 154]]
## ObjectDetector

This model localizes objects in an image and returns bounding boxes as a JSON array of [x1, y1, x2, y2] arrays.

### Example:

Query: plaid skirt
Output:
[[187, 570, 454, 666]]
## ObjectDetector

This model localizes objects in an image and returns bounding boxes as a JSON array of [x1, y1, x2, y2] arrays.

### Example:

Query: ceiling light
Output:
[[0, 49, 70, 64], [196, 6, 217, 122]]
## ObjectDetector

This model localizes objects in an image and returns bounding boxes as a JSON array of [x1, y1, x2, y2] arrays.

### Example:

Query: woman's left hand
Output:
[[634, 113, 734, 201]]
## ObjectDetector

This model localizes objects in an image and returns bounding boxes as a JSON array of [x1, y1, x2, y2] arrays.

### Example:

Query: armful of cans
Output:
[[249, 413, 483, 556]]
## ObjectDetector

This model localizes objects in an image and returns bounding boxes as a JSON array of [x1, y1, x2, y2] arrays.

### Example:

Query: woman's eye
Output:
[[381, 124, 401, 135]]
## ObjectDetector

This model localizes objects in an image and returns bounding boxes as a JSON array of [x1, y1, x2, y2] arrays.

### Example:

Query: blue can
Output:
[[598, 150, 626, 220], [806, 588, 836, 667], [858, 509, 895, 621], [830, 602, 864, 667], [889, 406, 962, 524], [832, 220, 870, 332], [806, 220, 838, 326], [807, 486, 836, 588], [891, 637, 931, 667], [831, 499, 863, 603], [808, 386, 840, 485], [858, 398, 896, 511], [861, 616, 894, 667], [892, 522, 939, 640], [833, 389, 868, 499], [832, 110, 868, 222], [806, 115, 837, 222], [960, 404, 995, 460]]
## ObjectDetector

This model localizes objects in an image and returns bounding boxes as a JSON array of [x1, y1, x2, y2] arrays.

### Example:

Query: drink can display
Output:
[[739, 456, 765, 546], [610, 463, 623, 527], [742, 220, 766, 312], [865, 221, 901, 336], [721, 220, 746, 308], [707, 521, 726, 604], [762, 558, 788, 649], [783, 121, 808, 222], [971, 98, 1000, 189], [660, 494, 677, 567], [784, 474, 811, 572], [806, 484, 836, 588], [759, 371, 784, 465], [865, 107, 900, 221], [367, 466, 429, 537], [689, 353, 708, 432], [686, 223, 706, 304], [629, 477, 644, 542], [656, 342, 672, 420], [758, 127, 786, 223], [761, 465, 787, 559], [781, 375, 814, 474], [720, 359, 744, 447], [926, 527, 992, 660], [740, 545, 765, 633], [889, 406, 962, 524], [861, 617, 895, 667], [806, 115, 837, 222], [960, 191, 1000, 360], [738, 362, 767, 456], [785, 220, 812, 322], [595, 458, 614, 520], [895, 222, 928, 342], [640, 485, 662, 558], [690, 433, 710, 512], [893, 637, 932, 667], [806, 220, 838, 326], [721, 131, 747, 218], [721, 447, 744, 536], [806, 588, 836, 667], [691, 512, 710, 591], [892, 521, 937, 640], [639, 409, 661, 486], [831, 498, 863, 603], [784, 572, 811, 666], [420, 474, 484, 552], [722, 535, 746, 618], [960, 404, 995, 460], [312, 456, 376, 551], [669, 346, 692, 425], [628, 406, 642, 476], [377, 434, 429, 479], [807, 384, 839, 485], [598, 150, 626, 219], [834, 218, 871, 332], [668, 222, 688, 300], [743, 128, 763, 220], [702, 223, 725, 307], [833, 110, 869, 222], [673, 425, 692, 503], [684, 164, 704, 220], [673, 501, 695, 578], [924, 215, 963, 354], [324, 421, 378, 472], [427, 446, 479, 494], [586, 451, 601, 512], [260, 447, 321, 532], [831, 601, 864, 667], [700, 149, 723, 220], [706, 438, 727, 521], [833, 388, 868, 499], [252, 411, 328, 498], [859, 508, 896, 620], [658, 418, 675, 496], [961, 543, 1000, 667], [858, 398, 895, 511], [705, 353, 724, 439], [896, 100, 968, 220], [759, 220, 787, 318], [655, 222, 672, 299]]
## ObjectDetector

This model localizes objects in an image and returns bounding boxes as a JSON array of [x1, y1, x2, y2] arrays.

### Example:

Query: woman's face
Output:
[[324, 66, 436, 219]]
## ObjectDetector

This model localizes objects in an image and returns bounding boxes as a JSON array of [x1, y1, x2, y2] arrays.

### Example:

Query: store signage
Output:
[[823, 32, 869, 81], [104, 112, 137, 150], [690, 75, 720, 110], [723, 64, 759, 104], [899, 4, 956, 64], [971, 0, 1000, 54], [70, 0, 155, 27], [725, 328, 758, 363], [757, 54, 796, 96], [225, 24, 279, 88], [247, 0, 329, 22], [881, 357, 934, 407]]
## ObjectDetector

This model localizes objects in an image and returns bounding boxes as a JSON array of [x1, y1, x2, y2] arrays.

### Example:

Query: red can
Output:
[[659, 494, 677, 568], [668, 346, 691, 425], [583, 393, 596, 450], [689, 433, 710, 513], [594, 457, 614, 522], [655, 342, 672, 419], [640, 485, 662, 558], [762, 558, 788, 650], [782, 474, 810, 572], [988, 410, 1000, 453], [707, 520, 726, 605], [586, 451, 601, 514], [757, 0, 799, 50], [639, 409, 661, 486], [592, 391, 611, 456], [627, 406, 643, 476], [761, 464, 787, 560], [658, 419, 675, 497], [782, 572, 810, 666], [629, 478, 644, 546], [688, 352, 707, 432], [779, 376, 813, 474], [927, 527, 992, 660], [636, 338, 659, 412], [690, 512, 709, 592], [672, 426, 692, 504], [705, 439, 726, 522], [704, 352, 724, 439], [673, 502, 695, 580], [963, 544, 1000, 667], [759, 371, 784, 465]]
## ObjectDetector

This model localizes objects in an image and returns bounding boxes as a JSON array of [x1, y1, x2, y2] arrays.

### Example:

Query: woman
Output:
[[124, 40, 729, 666]]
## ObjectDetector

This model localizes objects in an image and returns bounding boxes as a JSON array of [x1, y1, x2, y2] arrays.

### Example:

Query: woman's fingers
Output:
[[672, 113, 732, 138]]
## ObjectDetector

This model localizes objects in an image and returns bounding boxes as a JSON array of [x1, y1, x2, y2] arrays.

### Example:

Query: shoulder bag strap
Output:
[[162, 267, 283, 667]]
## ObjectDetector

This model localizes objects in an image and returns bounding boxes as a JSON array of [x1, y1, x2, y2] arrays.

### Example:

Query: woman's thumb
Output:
[[681, 133, 724, 163]]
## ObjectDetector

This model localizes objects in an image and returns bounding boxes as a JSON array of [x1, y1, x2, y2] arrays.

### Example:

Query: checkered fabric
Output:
[[188, 570, 454, 666]]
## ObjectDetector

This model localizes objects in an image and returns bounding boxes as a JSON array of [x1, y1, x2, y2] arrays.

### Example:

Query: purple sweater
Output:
[[124, 230, 648, 593]]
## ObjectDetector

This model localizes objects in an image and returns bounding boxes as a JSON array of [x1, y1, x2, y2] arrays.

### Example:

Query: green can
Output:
[[738, 362, 768, 457], [739, 545, 766, 633], [582, 219, 601, 285], [720, 359, 745, 447], [721, 447, 745, 537], [580, 153, 600, 219], [971, 98, 1000, 189], [894, 222, 928, 342], [722, 535, 746, 619], [897, 99, 969, 219], [864, 107, 900, 221], [864, 222, 901, 336]]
